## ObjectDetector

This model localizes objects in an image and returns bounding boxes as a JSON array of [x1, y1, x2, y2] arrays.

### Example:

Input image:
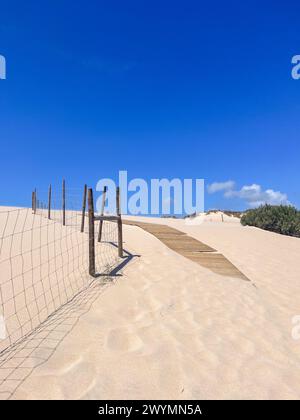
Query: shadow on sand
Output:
[[0, 247, 139, 400]]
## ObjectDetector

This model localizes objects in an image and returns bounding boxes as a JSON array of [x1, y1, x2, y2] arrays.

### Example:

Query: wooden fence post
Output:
[[116, 187, 123, 258], [88, 188, 96, 276], [81, 184, 87, 233], [48, 184, 52, 220], [34, 189, 37, 214], [62, 179, 66, 226], [32, 191, 35, 213], [98, 186, 107, 242]]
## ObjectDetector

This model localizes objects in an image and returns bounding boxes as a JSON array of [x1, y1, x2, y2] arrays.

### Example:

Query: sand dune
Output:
[[1, 211, 300, 399]]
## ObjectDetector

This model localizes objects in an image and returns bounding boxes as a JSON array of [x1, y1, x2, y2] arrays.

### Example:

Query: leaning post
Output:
[[88, 188, 96, 276], [98, 186, 107, 242], [32, 191, 35, 213], [34, 188, 37, 214], [116, 186, 123, 258]]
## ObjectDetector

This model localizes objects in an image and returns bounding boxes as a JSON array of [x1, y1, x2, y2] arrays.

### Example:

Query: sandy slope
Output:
[[0, 206, 119, 357], [8, 213, 300, 400]]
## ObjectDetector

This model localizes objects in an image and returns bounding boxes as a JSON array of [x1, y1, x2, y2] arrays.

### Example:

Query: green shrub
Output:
[[240, 205, 300, 237]]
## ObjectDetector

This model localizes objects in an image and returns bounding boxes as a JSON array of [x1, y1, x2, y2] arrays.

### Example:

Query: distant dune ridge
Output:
[[185, 205, 300, 238], [1, 207, 300, 399]]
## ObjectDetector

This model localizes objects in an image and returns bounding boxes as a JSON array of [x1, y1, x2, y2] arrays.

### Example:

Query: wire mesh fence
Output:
[[0, 184, 122, 398]]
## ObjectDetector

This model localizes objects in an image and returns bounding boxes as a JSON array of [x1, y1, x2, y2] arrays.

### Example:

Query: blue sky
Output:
[[0, 0, 299, 212]]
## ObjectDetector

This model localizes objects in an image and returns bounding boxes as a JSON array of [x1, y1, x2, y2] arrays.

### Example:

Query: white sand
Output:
[[1, 210, 300, 399]]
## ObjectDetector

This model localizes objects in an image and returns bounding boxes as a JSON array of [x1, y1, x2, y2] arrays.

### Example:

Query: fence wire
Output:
[[0, 186, 121, 399]]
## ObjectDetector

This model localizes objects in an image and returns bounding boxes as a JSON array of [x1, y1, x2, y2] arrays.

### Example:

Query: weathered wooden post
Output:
[[81, 184, 87, 233], [88, 188, 96, 276], [98, 186, 107, 242], [116, 186, 123, 258], [32, 191, 35, 213], [34, 188, 37, 214], [62, 179, 66, 226], [48, 184, 52, 220]]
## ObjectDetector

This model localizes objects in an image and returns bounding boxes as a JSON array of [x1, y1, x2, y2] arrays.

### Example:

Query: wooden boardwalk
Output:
[[123, 220, 249, 281]]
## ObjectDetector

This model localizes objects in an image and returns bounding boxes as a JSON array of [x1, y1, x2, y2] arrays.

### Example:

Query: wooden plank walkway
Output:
[[123, 220, 249, 281]]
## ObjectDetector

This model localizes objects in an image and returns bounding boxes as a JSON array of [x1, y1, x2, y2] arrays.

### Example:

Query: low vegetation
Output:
[[240, 205, 300, 238]]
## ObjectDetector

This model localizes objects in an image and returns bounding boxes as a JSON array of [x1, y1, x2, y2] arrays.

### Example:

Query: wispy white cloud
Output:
[[207, 180, 235, 194], [225, 184, 289, 207], [208, 181, 290, 208]]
